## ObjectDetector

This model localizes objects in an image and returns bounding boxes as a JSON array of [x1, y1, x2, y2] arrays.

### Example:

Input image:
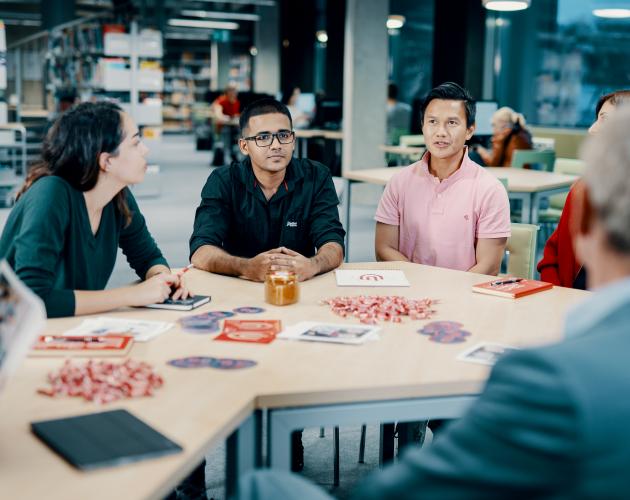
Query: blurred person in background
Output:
[[477, 106, 533, 166]]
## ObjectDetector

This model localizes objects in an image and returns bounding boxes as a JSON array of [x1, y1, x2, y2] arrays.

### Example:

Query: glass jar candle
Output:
[[265, 270, 299, 306]]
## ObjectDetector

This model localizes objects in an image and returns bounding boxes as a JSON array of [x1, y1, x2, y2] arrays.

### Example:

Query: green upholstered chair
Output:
[[511, 149, 556, 172], [505, 223, 539, 279]]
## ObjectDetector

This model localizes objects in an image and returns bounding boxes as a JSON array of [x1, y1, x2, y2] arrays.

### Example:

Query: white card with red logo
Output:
[[334, 270, 410, 287]]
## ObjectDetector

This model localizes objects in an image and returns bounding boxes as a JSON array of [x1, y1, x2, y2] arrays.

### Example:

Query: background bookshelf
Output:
[[162, 42, 214, 134], [46, 20, 164, 135]]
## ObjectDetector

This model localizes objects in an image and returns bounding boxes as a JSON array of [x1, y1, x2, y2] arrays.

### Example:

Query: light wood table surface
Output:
[[294, 129, 343, 158], [379, 144, 424, 155], [379, 144, 425, 165], [1, 262, 588, 497]]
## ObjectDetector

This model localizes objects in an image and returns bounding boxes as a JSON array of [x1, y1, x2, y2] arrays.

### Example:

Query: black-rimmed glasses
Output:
[[242, 131, 295, 147]]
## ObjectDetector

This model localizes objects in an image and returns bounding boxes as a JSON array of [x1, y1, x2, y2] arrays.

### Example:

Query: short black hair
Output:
[[420, 82, 476, 128], [595, 89, 630, 118], [388, 82, 399, 100], [239, 98, 293, 134]]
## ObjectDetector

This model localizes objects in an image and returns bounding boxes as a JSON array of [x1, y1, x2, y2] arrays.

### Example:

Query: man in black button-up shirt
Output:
[[190, 98, 345, 282]]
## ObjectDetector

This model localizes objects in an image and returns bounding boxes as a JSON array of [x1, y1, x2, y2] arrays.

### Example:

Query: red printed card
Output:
[[214, 320, 281, 344]]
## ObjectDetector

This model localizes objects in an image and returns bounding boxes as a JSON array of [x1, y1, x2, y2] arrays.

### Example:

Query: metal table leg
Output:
[[267, 396, 474, 470], [225, 410, 262, 497]]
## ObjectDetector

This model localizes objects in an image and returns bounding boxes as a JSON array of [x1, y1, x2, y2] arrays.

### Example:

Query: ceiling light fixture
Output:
[[482, 0, 530, 12], [168, 19, 240, 30], [165, 32, 213, 41], [316, 30, 328, 43], [386, 15, 405, 30], [593, 8, 630, 18], [195, 0, 275, 5], [180, 10, 260, 21]]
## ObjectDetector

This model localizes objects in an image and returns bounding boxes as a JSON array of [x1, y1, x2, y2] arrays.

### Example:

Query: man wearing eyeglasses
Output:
[[190, 97, 345, 284]]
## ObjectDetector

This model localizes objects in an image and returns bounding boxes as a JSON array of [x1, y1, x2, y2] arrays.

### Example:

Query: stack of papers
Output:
[[279, 321, 380, 345], [61, 317, 173, 342]]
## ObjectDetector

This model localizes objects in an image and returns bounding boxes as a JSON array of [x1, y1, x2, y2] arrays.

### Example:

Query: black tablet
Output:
[[31, 409, 183, 470]]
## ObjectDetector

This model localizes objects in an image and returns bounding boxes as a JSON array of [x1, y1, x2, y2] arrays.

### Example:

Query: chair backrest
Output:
[[511, 149, 556, 172], [388, 127, 409, 146], [553, 157, 585, 176], [506, 223, 539, 279], [399, 134, 424, 147], [546, 158, 585, 210]]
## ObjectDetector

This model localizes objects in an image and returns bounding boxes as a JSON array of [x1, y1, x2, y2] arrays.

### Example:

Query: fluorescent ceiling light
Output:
[[180, 10, 260, 21], [168, 19, 240, 30], [482, 0, 530, 11], [195, 0, 274, 5], [593, 8, 630, 17], [3, 19, 41, 26], [165, 32, 212, 40], [386, 15, 405, 29]]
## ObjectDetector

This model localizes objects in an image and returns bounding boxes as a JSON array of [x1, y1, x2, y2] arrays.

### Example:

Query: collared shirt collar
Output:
[[239, 157, 305, 201], [564, 275, 630, 339], [416, 146, 476, 184]]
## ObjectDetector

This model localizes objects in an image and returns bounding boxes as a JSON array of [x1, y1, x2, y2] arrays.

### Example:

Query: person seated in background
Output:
[[211, 83, 241, 123], [0, 102, 188, 318], [190, 97, 345, 284], [239, 106, 630, 500], [386, 82, 412, 145], [375, 82, 510, 275], [476, 106, 533, 166], [537, 89, 630, 289], [284, 87, 312, 129], [211, 84, 242, 164]]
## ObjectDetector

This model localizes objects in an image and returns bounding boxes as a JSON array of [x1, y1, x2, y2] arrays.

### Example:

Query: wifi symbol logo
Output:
[[360, 273, 384, 281]]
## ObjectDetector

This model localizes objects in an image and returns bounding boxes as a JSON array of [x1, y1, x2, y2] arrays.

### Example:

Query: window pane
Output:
[[493, 0, 630, 128]]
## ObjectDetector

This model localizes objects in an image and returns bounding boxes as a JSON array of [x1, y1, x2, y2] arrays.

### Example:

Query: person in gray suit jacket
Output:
[[238, 107, 630, 499]]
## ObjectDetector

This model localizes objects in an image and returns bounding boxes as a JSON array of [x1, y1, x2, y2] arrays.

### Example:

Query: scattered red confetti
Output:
[[321, 296, 437, 324], [37, 359, 163, 404]]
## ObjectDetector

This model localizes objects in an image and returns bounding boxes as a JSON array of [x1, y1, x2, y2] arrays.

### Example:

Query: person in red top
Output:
[[538, 90, 630, 288], [211, 84, 242, 164], [212, 83, 241, 119]]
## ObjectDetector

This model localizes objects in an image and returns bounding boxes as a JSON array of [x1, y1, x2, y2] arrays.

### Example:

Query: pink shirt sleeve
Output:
[[375, 175, 401, 226], [476, 180, 511, 239]]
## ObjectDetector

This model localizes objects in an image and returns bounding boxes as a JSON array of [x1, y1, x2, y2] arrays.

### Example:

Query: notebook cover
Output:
[[29, 335, 133, 357], [144, 295, 211, 311], [472, 279, 553, 299], [31, 409, 182, 470]]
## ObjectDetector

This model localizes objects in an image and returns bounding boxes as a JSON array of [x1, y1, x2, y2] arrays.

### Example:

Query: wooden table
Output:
[[294, 128, 343, 158], [379, 144, 425, 165], [1, 263, 587, 498], [485, 167, 578, 223], [0, 304, 259, 500]]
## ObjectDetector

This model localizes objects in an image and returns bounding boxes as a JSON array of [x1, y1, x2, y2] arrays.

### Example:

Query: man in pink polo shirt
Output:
[[376, 82, 510, 274]]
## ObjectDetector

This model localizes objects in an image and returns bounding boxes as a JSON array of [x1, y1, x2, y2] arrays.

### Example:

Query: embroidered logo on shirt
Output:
[[286, 221, 298, 228], [464, 215, 470, 221]]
